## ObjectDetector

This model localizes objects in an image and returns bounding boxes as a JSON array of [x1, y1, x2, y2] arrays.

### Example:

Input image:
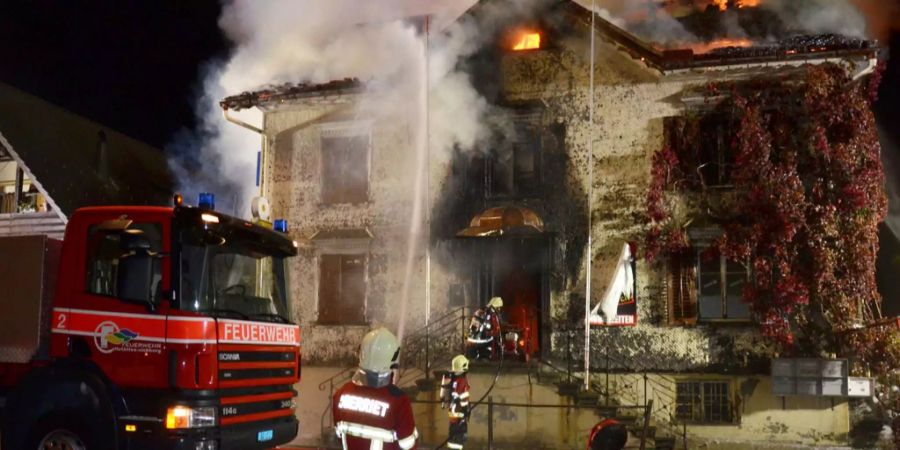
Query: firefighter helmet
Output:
[[354, 328, 401, 388], [451, 355, 469, 374], [359, 327, 400, 373], [488, 296, 503, 309]]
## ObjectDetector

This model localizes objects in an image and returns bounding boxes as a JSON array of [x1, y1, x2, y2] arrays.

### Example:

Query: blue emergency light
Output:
[[198, 193, 215, 211], [274, 219, 289, 233]]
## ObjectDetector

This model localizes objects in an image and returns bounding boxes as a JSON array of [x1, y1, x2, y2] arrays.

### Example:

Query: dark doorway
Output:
[[473, 236, 549, 359]]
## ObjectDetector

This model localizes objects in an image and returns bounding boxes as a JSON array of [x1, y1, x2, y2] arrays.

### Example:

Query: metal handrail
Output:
[[318, 307, 469, 441], [317, 366, 356, 392]]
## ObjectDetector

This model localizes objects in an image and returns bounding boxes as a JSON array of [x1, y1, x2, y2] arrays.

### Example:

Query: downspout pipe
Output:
[[222, 108, 263, 134], [221, 107, 267, 204]]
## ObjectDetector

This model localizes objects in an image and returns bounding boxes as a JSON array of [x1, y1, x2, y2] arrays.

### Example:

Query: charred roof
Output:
[[219, 78, 364, 111], [573, 1, 879, 73]]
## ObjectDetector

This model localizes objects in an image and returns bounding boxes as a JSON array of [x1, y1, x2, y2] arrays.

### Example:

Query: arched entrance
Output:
[[457, 206, 550, 360]]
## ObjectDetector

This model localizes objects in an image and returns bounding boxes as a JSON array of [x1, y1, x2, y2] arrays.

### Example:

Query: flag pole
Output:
[[584, 0, 597, 391]]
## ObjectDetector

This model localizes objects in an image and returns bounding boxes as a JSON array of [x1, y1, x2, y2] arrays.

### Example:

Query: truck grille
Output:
[[218, 344, 298, 426]]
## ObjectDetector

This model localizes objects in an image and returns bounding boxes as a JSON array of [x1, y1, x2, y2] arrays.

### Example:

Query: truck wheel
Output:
[[25, 414, 109, 450], [36, 429, 86, 450]]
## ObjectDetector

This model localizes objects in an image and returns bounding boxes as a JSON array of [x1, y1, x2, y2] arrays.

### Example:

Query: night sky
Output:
[[0, 0, 227, 149]]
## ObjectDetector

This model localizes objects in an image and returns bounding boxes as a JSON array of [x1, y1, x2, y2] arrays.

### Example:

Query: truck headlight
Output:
[[165, 405, 217, 429]]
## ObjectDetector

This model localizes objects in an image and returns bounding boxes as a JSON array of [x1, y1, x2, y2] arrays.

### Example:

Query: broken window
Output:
[[696, 244, 751, 321], [317, 254, 367, 325], [321, 128, 370, 205], [676, 380, 733, 424], [487, 115, 542, 198], [666, 114, 737, 188]]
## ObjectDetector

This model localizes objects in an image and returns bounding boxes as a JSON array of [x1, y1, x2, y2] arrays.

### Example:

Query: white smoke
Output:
[[762, 0, 869, 39], [168, 0, 531, 214], [169, 0, 554, 335]]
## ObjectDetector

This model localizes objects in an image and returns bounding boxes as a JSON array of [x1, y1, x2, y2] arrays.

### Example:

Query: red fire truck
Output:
[[0, 195, 300, 450]]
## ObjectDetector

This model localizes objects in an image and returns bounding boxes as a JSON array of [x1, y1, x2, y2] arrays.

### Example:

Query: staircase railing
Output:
[[399, 306, 469, 381], [540, 329, 683, 442], [318, 366, 356, 443], [318, 307, 469, 442]]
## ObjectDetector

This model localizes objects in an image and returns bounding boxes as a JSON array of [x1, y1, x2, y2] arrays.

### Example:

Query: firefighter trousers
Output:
[[447, 418, 468, 450]]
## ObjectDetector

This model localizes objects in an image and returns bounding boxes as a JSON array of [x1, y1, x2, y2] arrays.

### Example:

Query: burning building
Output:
[[218, 0, 885, 447]]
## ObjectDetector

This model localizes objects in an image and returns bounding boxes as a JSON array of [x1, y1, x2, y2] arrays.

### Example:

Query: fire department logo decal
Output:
[[94, 321, 136, 353]]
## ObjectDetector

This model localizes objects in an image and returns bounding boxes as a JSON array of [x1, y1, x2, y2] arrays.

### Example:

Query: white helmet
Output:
[[488, 296, 503, 309], [451, 355, 469, 374], [353, 328, 401, 388]]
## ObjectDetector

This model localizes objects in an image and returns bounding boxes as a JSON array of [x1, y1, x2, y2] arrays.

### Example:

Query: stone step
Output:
[[594, 405, 618, 417], [651, 436, 677, 450], [576, 397, 600, 407], [628, 424, 656, 439]]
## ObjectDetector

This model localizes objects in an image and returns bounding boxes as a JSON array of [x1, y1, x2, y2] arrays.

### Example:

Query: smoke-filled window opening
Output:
[[486, 110, 543, 199], [317, 253, 367, 326], [319, 122, 371, 205], [665, 113, 738, 189]]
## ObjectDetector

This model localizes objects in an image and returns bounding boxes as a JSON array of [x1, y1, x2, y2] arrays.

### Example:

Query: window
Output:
[[696, 245, 751, 321], [85, 222, 163, 304], [676, 381, 733, 424], [318, 254, 366, 325], [321, 129, 370, 204], [666, 114, 737, 188], [487, 117, 541, 198]]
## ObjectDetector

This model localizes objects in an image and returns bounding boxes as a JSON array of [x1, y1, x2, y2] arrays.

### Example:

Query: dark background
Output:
[[0, 1, 227, 148], [0, 1, 897, 310]]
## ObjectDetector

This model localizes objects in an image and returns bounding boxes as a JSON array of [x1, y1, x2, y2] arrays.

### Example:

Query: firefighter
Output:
[[587, 418, 628, 450], [440, 355, 471, 450], [333, 327, 418, 450], [466, 296, 503, 360]]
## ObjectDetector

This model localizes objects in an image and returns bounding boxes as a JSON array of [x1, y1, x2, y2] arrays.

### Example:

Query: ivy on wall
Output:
[[643, 63, 899, 376]]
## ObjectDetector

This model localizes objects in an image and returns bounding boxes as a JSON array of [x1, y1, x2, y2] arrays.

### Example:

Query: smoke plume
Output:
[[584, 0, 889, 45], [168, 0, 561, 335]]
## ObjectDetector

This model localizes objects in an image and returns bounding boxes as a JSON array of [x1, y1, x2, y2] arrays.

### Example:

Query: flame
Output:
[[712, 0, 761, 10], [512, 32, 541, 51], [690, 38, 754, 54]]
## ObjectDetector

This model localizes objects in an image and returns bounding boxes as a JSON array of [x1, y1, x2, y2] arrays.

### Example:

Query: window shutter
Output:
[[318, 255, 341, 323], [340, 255, 366, 324], [668, 251, 698, 325]]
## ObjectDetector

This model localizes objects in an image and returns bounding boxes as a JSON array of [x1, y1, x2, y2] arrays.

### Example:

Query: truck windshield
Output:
[[180, 234, 291, 323]]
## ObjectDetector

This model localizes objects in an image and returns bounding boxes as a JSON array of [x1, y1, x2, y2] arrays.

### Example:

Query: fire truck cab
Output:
[[0, 199, 300, 450]]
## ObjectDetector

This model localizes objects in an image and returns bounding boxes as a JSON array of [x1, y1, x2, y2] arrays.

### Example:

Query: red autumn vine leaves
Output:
[[644, 64, 896, 373]]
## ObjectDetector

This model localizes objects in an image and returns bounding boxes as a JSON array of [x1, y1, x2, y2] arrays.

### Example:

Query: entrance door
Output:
[[488, 237, 546, 358]]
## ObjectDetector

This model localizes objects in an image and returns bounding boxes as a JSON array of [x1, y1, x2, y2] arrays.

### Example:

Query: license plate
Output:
[[257, 430, 274, 442]]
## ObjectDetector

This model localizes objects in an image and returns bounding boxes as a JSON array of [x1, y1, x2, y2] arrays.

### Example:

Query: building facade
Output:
[[221, 1, 881, 446]]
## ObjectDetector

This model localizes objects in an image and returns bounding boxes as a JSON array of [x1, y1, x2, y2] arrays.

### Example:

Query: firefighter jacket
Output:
[[467, 307, 500, 344], [333, 381, 419, 450], [440, 373, 471, 421]]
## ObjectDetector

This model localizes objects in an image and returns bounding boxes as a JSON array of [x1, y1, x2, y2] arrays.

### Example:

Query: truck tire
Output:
[[24, 413, 112, 450]]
